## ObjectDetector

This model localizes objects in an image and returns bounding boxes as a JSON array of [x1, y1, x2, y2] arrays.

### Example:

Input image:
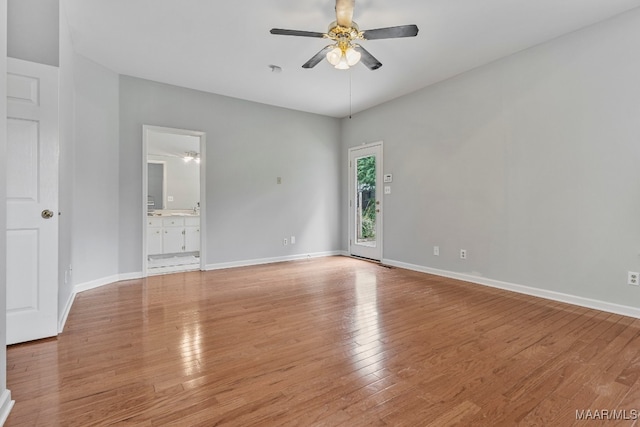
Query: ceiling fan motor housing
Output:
[[326, 21, 363, 42]]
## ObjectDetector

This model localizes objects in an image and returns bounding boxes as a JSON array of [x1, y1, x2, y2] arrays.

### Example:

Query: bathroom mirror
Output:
[[147, 133, 200, 213]]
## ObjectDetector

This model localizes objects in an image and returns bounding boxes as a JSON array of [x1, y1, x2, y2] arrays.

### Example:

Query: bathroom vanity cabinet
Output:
[[147, 216, 200, 256]]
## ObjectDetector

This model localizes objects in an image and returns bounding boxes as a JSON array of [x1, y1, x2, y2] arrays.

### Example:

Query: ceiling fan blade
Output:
[[363, 24, 419, 40], [353, 45, 382, 70], [302, 46, 334, 69], [270, 28, 326, 38], [335, 0, 355, 27]]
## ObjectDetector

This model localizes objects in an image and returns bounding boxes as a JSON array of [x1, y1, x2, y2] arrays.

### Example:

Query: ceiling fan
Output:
[[270, 0, 418, 71]]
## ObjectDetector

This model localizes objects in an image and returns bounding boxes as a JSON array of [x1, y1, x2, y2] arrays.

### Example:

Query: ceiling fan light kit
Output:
[[324, 22, 363, 69], [270, 0, 418, 71], [326, 46, 361, 70]]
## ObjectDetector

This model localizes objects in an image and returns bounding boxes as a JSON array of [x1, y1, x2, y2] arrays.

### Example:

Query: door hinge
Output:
[[350, 239, 352, 246], [349, 160, 352, 168]]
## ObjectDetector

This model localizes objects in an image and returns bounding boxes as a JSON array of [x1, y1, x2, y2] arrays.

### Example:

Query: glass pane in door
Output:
[[356, 155, 376, 247]]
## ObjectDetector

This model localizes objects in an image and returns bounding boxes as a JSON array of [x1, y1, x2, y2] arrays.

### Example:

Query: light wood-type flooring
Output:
[[7, 256, 640, 426]]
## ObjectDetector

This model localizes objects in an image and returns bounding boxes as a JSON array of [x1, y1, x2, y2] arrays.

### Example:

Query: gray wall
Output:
[[120, 76, 342, 273], [59, 0, 120, 295], [341, 8, 640, 307], [71, 55, 120, 285], [7, 0, 58, 66]]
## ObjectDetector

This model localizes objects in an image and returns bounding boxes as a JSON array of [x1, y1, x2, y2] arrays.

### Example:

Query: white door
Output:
[[349, 143, 383, 261], [6, 58, 59, 344]]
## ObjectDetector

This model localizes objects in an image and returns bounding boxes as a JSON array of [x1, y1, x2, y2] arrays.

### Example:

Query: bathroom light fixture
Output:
[[183, 151, 200, 163]]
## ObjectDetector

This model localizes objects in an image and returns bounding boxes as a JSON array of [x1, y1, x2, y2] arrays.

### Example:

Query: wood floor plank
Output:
[[6, 256, 640, 426]]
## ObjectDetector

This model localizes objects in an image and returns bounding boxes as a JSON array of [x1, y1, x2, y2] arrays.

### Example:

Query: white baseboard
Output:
[[74, 273, 121, 294], [0, 389, 14, 426], [74, 272, 143, 294], [205, 251, 344, 271], [58, 272, 144, 333], [118, 271, 144, 282], [383, 259, 640, 319], [58, 291, 76, 333]]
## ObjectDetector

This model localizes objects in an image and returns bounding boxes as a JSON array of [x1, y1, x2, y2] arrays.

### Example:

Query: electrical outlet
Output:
[[628, 271, 639, 286], [460, 249, 467, 259], [291, 236, 296, 245], [433, 246, 439, 256], [283, 238, 288, 246]]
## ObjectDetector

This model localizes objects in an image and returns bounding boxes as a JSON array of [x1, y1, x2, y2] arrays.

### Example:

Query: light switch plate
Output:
[[384, 174, 393, 183]]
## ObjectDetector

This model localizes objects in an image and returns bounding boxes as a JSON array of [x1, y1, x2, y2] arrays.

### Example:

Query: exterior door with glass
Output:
[[349, 143, 383, 261]]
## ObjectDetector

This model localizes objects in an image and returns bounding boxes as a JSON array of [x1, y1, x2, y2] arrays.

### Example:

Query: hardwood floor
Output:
[[7, 256, 640, 426]]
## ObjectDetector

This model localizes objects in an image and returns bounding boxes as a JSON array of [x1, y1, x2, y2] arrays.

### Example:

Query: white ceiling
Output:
[[63, 0, 640, 118]]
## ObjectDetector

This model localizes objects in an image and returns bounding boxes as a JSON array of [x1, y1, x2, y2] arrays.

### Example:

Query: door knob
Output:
[[41, 209, 54, 219]]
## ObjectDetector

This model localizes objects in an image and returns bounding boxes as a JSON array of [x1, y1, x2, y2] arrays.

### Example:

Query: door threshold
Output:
[[147, 264, 200, 276], [349, 255, 394, 269], [349, 254, 381, 263]]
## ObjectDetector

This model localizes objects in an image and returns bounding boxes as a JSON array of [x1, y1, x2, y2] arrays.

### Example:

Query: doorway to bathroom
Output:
[[142, 125, 206, 276]]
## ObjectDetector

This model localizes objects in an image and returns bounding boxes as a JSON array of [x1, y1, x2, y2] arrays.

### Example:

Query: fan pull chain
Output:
[[349, 69, 352, 119]]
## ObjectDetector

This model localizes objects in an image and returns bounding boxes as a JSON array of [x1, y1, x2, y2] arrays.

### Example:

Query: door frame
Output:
[[348, 141, 383, 261], [141, 125, 207, 276]]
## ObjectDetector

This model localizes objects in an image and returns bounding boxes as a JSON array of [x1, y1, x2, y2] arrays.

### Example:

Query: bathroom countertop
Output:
[[147, 211, 200, 217]]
